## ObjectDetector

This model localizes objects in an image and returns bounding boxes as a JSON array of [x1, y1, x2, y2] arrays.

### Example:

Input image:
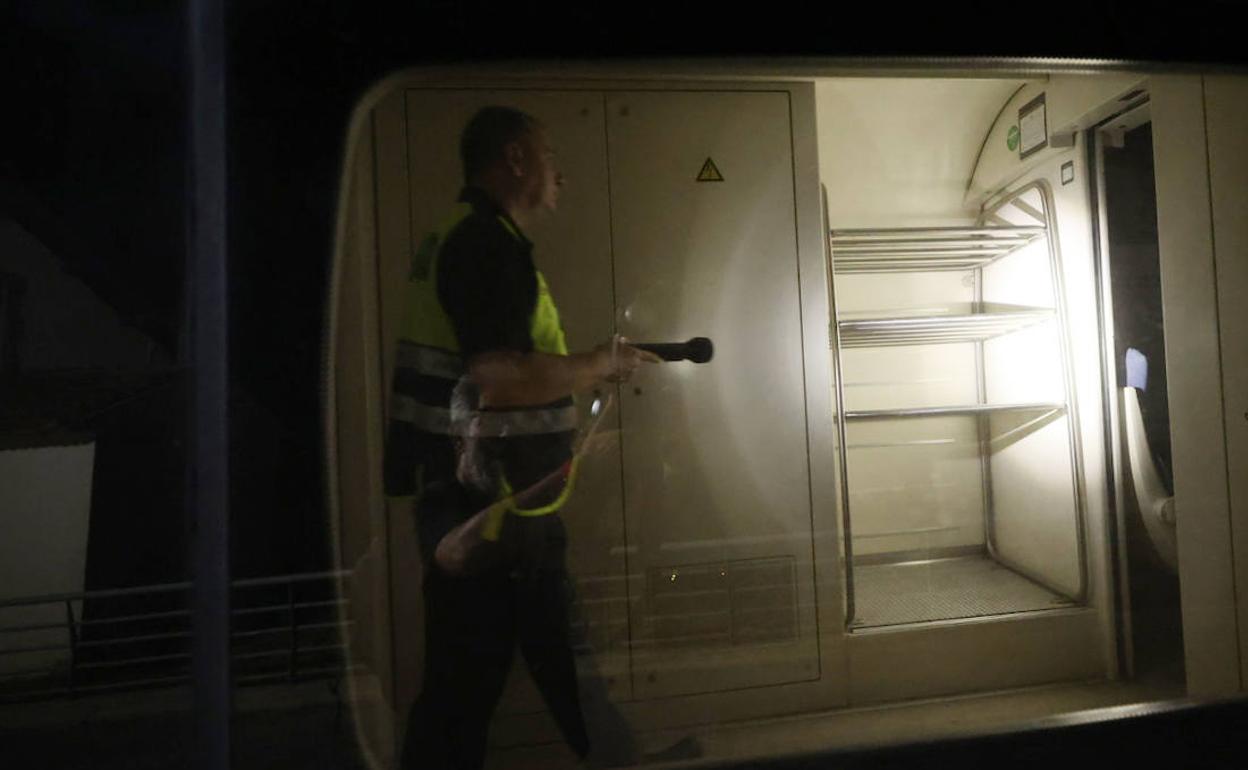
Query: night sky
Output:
[[2, 1, 1242, 581]]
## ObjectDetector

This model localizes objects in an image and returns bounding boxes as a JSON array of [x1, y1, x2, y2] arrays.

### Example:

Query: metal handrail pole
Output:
[[0, 581, 190, 610], [287, 583, 298, 682], [823, 186, 857, 627], [65, 600, 77, 695], [0, 570, 355, 704], [231, 570, 352, 589], [0, 570, 350, 612]]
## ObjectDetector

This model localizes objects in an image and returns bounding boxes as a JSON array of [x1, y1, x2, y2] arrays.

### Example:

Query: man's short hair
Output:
[[460, 106, 537, 182]]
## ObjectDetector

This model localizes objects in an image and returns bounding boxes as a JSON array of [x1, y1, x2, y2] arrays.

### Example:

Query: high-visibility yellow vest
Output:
[[397, 204, 568, 360], [387, 199, 578, 525]]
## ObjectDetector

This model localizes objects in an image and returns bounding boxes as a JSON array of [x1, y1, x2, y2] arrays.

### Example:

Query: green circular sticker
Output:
[[1007, 125, 1020, 152]]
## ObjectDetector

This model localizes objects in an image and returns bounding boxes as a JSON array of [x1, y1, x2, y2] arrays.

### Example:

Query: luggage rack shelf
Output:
[[844, 403, 1066, 420], [822, 180, 1089, 630], [836, 304, 1054, 348], [829, 226, 1046, 274]]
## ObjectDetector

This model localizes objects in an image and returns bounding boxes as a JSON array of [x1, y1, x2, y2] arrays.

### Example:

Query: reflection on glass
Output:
[[324, 71, 1234, 769]]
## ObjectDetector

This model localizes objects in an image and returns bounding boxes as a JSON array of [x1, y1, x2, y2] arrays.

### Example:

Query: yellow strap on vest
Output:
[[400, 209, 567, 358], [496, 215, 523, 241], [399, 204, 579, 517], [399, 203, 474, 351], [530, 270, 568, 356]]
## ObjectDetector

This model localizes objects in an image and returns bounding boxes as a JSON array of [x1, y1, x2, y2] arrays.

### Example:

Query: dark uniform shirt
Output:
[[403, 187, 575, 572], [437, 187, 575, 505], [438, 187, 539, 361]]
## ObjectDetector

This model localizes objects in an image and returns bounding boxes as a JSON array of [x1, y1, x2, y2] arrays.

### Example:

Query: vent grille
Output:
[[639, 556, 798, 651]]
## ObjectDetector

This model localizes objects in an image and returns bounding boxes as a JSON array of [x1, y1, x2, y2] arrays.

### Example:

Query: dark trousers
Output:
[[400, 564, 590, 770]]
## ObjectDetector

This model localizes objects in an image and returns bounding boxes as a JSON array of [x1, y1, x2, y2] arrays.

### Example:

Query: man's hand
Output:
[[469, 336, 661, 407], [595, 335, 662, 384]]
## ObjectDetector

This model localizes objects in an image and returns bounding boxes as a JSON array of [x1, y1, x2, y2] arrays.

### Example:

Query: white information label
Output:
[[1019, 94, 1048, 158], [1061, 161, 1075, 185]]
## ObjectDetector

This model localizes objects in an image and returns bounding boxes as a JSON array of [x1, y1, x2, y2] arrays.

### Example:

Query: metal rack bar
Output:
[[830, 226, 1045, 237], [833, 256, 1014, 274], [828, 198, 1089, 627], [1009, 197, 1047, 225], [831, 261, 1000, 274], [845, 403, 1066, 420], [838, 308, 1053, 348], [823, 187, 857, 628], [830, 227, 1045, 274], [975, 180, 1089, 605], [833, 239, 1037, 249]]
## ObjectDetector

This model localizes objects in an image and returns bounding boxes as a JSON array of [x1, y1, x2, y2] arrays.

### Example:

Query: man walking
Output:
[[387, 105, 654, 769]]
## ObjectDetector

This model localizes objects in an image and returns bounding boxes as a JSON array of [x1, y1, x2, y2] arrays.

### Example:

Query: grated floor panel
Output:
[[852, 555, 1074, 628]]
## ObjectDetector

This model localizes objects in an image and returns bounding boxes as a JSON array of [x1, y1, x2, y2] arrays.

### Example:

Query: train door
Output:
[[1090, 100, 1185, 686]]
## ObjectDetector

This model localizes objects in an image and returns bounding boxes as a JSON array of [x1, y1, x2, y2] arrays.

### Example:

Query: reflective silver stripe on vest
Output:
[[391, 394, 578, 437], [395, 342, 465, 380]]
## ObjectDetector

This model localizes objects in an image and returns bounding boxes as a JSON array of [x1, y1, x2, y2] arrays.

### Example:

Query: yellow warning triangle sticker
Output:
[[696, 157, 724, 182]]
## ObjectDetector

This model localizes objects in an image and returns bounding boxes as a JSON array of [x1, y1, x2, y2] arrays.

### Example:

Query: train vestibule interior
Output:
[[327, 68, 1246, 767]]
